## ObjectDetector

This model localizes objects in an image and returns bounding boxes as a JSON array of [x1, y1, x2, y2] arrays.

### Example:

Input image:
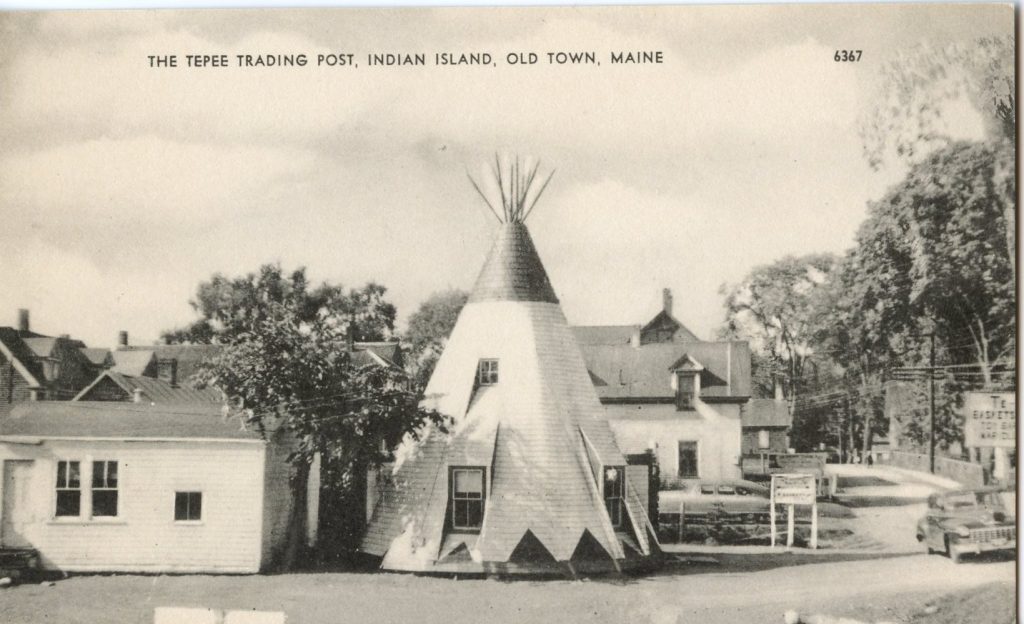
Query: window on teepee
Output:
[[450, 467, 485, 530], [477, 359, 499, 385], [603, 466, 624, 528]]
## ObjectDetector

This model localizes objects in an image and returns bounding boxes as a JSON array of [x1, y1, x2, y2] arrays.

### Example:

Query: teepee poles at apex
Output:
[[467, 154, 555, 224]]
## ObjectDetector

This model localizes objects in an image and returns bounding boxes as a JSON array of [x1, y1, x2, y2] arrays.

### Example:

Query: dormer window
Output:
[[477, 359, 499, 385], [676, 372, 696, 410]]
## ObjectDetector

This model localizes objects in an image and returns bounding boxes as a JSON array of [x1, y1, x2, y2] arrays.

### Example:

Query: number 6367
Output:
[[834, 50, 862, 62]]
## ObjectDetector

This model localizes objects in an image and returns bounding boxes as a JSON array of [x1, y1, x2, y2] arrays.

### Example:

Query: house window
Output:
[[758, 430, 771, 450], [91, 461, 118, 517], [55, 461, 81, 517], [450, 468, 485, 530], [678, 441, 699, 478], [603, 467, 624, 528], [175, 492, 202, 522], [477, 359, 499, 385], [676, 373, 695, 410]]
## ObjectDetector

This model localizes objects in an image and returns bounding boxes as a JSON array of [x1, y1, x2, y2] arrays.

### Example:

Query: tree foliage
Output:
[[719, 253, 840, 403], [402, 289, 468, 389], [174, 264, 445, 566], [162, 264, 397, 345], [860, 35, 1014, 170], [849, 141, 1015, 380]]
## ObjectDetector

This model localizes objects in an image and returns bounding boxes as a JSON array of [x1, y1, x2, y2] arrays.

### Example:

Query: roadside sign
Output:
[[963, 392, 1015, 448], [771, 473, 816, 505], [770, 473, 818, 550]]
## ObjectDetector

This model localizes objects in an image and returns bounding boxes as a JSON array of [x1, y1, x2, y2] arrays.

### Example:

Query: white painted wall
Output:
[[602, 401, 743, 486], [0, 438, 275, 573]]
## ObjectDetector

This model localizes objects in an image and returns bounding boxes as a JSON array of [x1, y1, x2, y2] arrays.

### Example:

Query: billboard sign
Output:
[[963, 392, 1016, 448]]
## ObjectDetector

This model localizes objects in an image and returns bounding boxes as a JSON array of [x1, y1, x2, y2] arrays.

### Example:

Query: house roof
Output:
[[1, 401, 261, 441], [117, 344, 222, 381], [571, 325, 637, 346], [111, 350, 156, 376], [579, 341, 751, 400], [22, 337, 58, 358], [0, 327, 44, 386], [75, 371, 223, 404], [742, 398, 792, 428], [79, 347, 112, 367], [355, 342, 403, 368]]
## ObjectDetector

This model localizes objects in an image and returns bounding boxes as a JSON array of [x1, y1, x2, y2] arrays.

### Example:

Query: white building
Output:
[[0, 402, 296, 573], [573, 290, 762, 486]]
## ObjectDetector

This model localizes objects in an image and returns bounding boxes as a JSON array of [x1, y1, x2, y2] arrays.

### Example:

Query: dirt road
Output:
[[1, 465, 1012, 624], [1, 551, 1013, 624]]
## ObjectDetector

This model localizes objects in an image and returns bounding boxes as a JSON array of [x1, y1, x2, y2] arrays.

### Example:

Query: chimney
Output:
[[17, 309, 29, 333], [117, 331, 129, 349], [774, 377, 785, 401], [630, 326, 641, 349], [156, 358, 178, 387], [662, 288, 673, 317]]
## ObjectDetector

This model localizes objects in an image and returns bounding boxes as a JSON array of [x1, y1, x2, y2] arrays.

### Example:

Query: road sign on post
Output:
[[770, 473, 818, 549]]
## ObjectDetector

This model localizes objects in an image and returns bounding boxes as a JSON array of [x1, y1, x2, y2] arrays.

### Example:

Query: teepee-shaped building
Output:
[[361, 159, 659, 575]]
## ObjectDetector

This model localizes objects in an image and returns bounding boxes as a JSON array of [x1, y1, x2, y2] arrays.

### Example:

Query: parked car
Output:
[[660, 479, 771, 520], [659, 478, 851, 521], [916, 487, 1016, 563]]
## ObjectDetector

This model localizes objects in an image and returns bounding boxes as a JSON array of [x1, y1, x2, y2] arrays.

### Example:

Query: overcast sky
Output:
[[0, 4, 1011, 348]]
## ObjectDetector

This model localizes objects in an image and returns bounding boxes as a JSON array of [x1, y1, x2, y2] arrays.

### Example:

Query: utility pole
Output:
[[892, 331, 938, 474], [928, 333, 936, 474]]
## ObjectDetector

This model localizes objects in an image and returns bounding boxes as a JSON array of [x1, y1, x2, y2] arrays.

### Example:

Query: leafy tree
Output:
[[403, 289, 468, 389], [719, 253, 840, 405], [162, 264, 397, 345], [851, 141, 1015, 384], [174, 265, 444, 567], [860, 35, 1014, 169], [860, 36, 1015, 273]]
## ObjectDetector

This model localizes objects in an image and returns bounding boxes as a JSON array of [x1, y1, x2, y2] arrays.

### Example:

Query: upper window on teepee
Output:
[[477, 359, 499, 385]]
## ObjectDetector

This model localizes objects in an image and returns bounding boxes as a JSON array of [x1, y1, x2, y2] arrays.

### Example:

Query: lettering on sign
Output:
[[963, 392, 1016, 449], [771, 474, 816, 506]]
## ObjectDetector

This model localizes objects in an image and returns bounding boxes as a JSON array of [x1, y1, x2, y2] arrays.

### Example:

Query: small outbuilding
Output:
[[0, 402, 296, 573]]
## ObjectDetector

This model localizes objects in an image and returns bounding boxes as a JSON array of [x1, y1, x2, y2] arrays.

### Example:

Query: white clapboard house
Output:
[[0, 401, 295, 573]]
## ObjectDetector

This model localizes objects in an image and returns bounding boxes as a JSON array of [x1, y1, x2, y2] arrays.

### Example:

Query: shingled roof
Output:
[[467, 222, 558, 304], [1, 401, 260, 441], [74, 370, 223, 404], [579, 341, 751, 401], [0, 327, 43, 386]]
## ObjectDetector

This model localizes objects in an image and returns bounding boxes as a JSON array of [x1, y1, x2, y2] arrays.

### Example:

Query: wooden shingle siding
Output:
[[363, 301, 649, 569], [0, 439, 268, 573]]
